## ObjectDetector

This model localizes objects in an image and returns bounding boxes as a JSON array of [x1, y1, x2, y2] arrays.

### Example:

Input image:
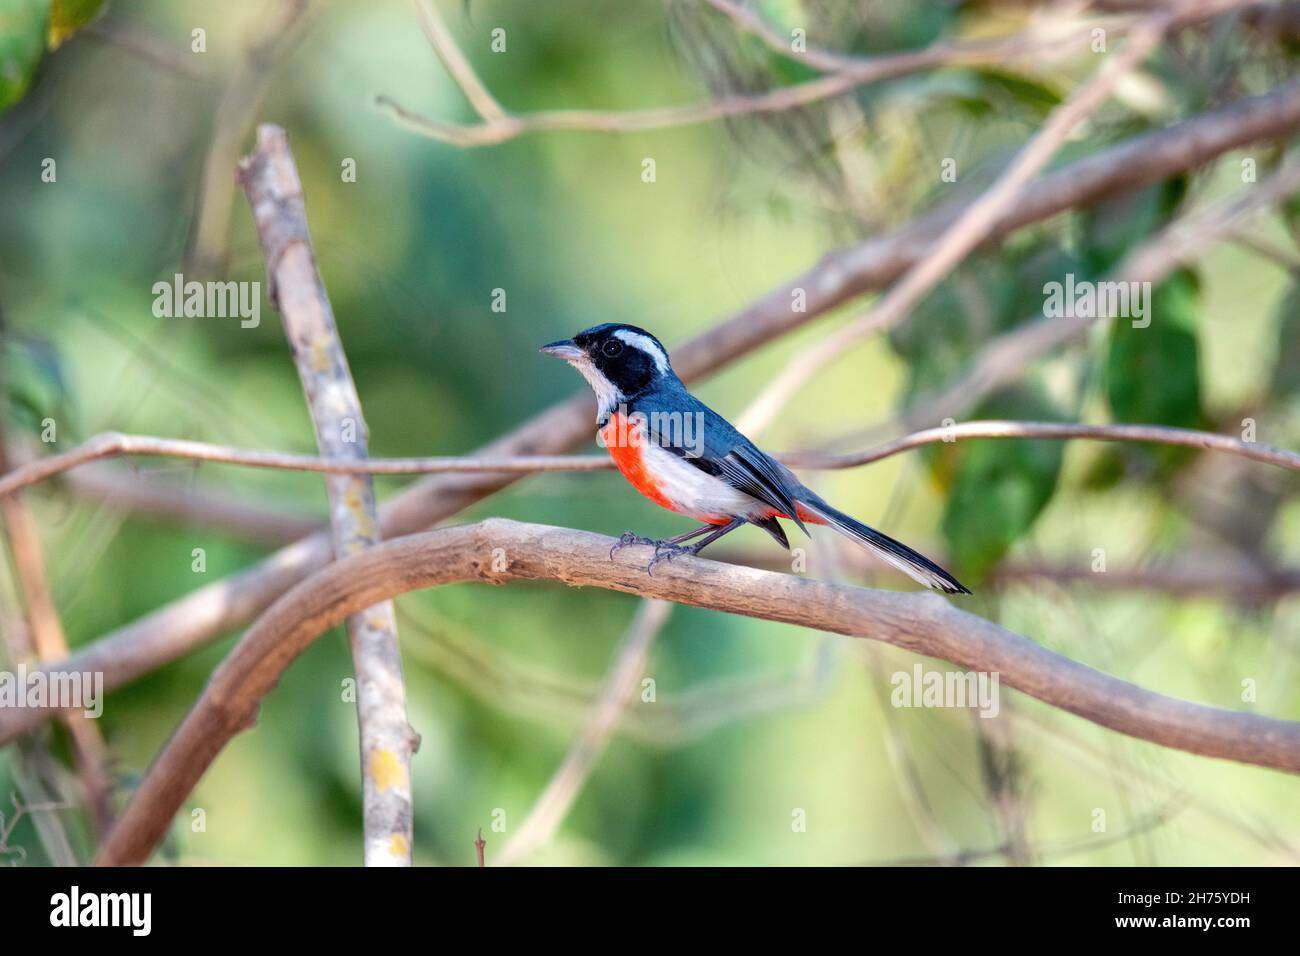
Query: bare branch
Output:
[[184, 0, 313, 275], [382, 1, 1256, 148], [82, 17, 207, 79], [496, 599, 672, 866], [992, 559, 1300, 599], [0, 387, 114, 839], [94, 519, 1300, 865], [1228, 229, 1300, 271], [412, 0, 506, 121], [379, 13, 1128, 147], [700, 0, 869, 72], [0, 489, 115, 839], [735, 11, 1173, 436], [2, 418, 1295, 505], [882, 155, 1300, 437], [0, 431, 608, 498], [65, 464, 322, 545], [782, 420, 1300, 472], [0, 416, 1293, 749], [237, 124, 414, 867]]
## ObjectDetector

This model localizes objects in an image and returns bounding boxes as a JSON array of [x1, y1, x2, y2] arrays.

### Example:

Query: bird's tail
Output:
[[796, 498, 971, 595]]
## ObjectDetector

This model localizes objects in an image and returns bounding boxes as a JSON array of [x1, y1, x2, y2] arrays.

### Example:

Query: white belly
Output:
[[638, 441, 761, 521]]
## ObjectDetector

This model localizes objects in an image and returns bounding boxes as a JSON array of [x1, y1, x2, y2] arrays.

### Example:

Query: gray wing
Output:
[[715, 445, 809, 535], [645, 388, 809, 534]]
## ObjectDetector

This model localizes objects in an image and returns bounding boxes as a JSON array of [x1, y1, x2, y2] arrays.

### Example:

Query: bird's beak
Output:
[[540, 339, 585, 363]]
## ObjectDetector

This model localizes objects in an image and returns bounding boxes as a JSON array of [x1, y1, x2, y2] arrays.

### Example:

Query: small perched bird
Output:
[[541, 323, 970, 594]]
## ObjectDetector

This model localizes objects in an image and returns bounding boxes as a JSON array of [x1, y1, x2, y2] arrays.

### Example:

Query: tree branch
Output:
[[495, 599, 672, 866], [874, 154, 1300, 438], [2, 419, 1294, 503], [700, 0, 873, 72], [64, 463, 322, 545], [94, 519, 1300, 865], [735, 10, 1173, 436], [0, 430, 608, 497], [782, 420, 1300, 472], [381, 1, 1244, 147], [237, 124, 414, 867], [184, 0, 313, 275]]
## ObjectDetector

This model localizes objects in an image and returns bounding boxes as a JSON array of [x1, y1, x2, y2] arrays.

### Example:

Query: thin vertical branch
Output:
[[0, 327, 114, 841], [237, 124, 415, 867], [413, 0, 507, 122], [0, 489, 115, 838], [185, 0, 313, 276], [496, 599, 673, 866]]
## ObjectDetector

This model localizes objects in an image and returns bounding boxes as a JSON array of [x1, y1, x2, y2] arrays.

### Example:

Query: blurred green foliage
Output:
[[0, 0, 48, 111], [0, 0, 1298, 866]]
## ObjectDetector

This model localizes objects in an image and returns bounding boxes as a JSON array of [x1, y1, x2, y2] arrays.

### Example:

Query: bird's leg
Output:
[[646, 518, 745, 575], [609, 522, 716, 561]]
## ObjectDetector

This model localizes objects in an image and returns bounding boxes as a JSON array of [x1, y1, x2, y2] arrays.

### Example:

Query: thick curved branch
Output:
[[44, 78, 1300, 730], [95, 519, 1300, 865]]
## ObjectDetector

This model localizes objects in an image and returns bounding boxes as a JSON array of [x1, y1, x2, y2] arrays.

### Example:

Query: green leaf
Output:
[[1080, 176, 1187, 274], [1105, 269, 1202, 427], [5, 332, 70, 438], [939, 384, 1066, 582], [1270, 278, 1300, 397], [1281, 192, 1300, 244], [891, 240, 1088, 398], [0, 0, 48, 112], [47, 0, 107, 49], [1103, 268, 1203, 475], [970, 68, 1063, 114]]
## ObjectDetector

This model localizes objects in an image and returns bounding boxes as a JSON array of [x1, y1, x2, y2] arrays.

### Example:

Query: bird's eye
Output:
[[602, 339, 623, 358]]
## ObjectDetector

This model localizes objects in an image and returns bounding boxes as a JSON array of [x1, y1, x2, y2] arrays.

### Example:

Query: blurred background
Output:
[[0, 0, 1298, 865]]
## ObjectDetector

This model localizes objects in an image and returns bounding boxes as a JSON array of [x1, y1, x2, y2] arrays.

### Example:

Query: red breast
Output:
[[600, 412, 736, 524]]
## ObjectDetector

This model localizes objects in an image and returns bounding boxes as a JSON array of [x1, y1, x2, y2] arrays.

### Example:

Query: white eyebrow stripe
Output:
[[613, 329, 670, 375]]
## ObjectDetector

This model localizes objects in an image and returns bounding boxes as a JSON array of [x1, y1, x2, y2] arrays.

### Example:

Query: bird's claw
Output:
[[608, 532, 697, 574], [609, 531, 657, 561], [646, 542, 696, 576]]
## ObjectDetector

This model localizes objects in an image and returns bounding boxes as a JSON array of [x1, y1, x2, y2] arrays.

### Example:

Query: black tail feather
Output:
[[751, 514, 791, 550], [797, 499, 970, 594]]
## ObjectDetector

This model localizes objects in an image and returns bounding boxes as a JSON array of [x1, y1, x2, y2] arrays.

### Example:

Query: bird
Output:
[[541, 323, 970, 594]]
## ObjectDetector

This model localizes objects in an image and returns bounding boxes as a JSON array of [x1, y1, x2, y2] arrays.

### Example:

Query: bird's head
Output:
[[541, 323, 673, 414]]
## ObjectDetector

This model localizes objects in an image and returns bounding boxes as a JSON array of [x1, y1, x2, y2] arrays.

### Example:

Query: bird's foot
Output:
[[646, 542, 698, 576], [609, 532, 699, 574], [609, 531, 658, 561]]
